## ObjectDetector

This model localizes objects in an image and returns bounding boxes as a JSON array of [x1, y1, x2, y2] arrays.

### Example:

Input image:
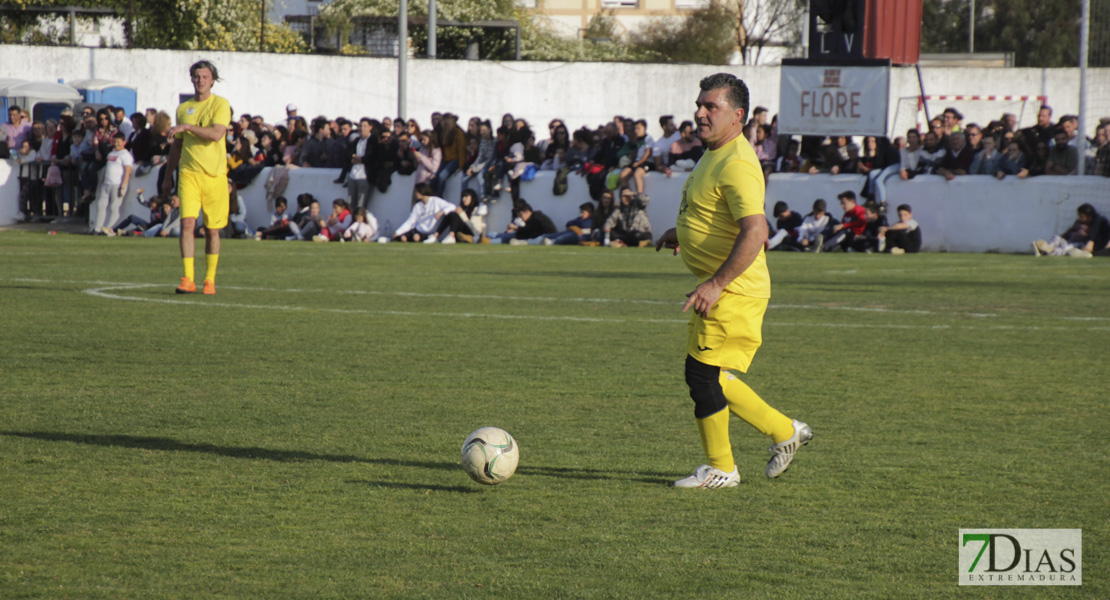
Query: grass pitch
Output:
[[0, 232, 1106, 599]]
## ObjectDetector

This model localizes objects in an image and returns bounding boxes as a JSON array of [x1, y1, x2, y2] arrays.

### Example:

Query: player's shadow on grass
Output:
[[344, 480, 480, 494], [2, 431, 674, 485]]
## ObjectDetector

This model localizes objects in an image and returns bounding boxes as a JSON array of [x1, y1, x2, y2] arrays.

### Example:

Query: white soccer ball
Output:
[[460, 427, 520, 485]]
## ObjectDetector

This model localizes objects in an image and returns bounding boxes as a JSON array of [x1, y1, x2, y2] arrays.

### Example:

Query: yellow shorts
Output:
[[178, 169, 230, 230], [686, 291, 768, 373]]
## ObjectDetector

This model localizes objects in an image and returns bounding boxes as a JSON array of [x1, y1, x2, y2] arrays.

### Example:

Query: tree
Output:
[[628, 3, 737, 65], [736, 0, 805, 64], [922, 0, 1083, 68]]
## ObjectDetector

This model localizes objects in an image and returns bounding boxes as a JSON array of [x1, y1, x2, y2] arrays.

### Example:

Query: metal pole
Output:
[[428, 0, 436, 59], [969, 0, 974, 53], [916, 63, 931, 125], [1078, 0, 1090, 174], [260, 0, 265, 52], [399, 0, 407, 120]]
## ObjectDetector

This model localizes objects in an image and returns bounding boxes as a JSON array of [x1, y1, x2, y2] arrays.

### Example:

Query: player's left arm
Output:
[[171, 122, 227, 143], [683, 214, 767, 317]]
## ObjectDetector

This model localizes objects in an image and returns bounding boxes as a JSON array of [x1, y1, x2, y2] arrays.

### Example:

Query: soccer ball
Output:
[[460, 427, 520, 485]]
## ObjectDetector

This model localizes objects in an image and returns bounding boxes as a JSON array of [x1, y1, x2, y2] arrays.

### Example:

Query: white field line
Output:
[[64, 281, 1110, 333]]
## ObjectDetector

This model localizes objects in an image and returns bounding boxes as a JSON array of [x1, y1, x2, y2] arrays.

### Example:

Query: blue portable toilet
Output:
[[0, 78, 27, 115], [0, 81, 82, 123], [66, 79, 138, 115]]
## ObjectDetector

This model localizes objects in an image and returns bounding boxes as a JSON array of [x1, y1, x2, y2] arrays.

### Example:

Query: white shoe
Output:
[[1066, 247, 1093, 258], [101, 227, 116, 237], [312, 234, 328, 243], [509, 238, 528, 246], [674, 464, 740, 488], [1034, 239, 1054, 255], [542, 238, 555, 246], [441, 233, 457, 245], [376, 236, 389, 244], [766, 419, 813, 479], [423, 235, 438, 244], [890, 247, 905, 255]]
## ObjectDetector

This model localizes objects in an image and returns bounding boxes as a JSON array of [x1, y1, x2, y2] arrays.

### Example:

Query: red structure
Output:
[[862, 0, 923, 65]]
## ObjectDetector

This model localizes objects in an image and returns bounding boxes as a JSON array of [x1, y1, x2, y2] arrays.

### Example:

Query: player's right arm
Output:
[[161, 137, 183, 197]]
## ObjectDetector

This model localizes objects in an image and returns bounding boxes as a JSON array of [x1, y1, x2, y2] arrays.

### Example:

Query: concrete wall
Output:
[[15, 160, 1105, 255], [1, 45, 1107, 142]]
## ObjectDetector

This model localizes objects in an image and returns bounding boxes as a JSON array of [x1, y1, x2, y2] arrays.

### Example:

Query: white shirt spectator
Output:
[[116, 116, 134, 139], [103, 148, 134, 185], [396, 196, 457, 237], [653, 131, 681, 165], [350, 137, 369, 181], [345, 216, 378, 242], [899, 147, 923, 173], [797, 213, 830, 244]]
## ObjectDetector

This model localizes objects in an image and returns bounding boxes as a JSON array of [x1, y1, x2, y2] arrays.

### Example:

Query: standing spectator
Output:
[[1045, 129, 1078, 175], [91, 132, 133, 236], [994, 140, 1027, 179], [918, 130, 946, 175], [281, 104, 300, 130], [969, 135, 1003, 175], [113, 107, 134, 139], [936, 131, 974, 180], [604, 189, 653, 247], [964, 123, 984, 154], [298, 117, 330, 167], [1020, 106, 1054, 154], [345, 118, 375, 213], [3, 105, 32, 152]]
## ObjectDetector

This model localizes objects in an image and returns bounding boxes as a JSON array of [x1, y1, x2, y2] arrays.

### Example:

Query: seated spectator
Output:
[[796, 198, 837, 252], [1033, 203, 1109, 258], [433, 113, 467, 196], [588, 190, 617, 244], [753, 124, 778, 177], [767, 201, 803, 251], [543, 123, 571, 165], [850, 203, 888, 253], [653, 115, 680, 171], [506, 127, 541, 202], [287, 197, 321, 240], [1095, 123, 1110, 177], [113, 189, 158, 235], [226, 183, 251, 239], [879, 204, 922, 254], [667, 120, 704, 172], [255, 196, 291, 240], [820, 191, 867, 252], [565, 127, 592, 168], [618, 119, 654, 194], [969, 135, 1003, 175], [936, 131, 974, 180], [859, 136, 900, 204], [834, 143, 861, 174], [487, 200, 557, 245], [1045, 128, 1078, 175], [313, 198, 352, 242], [540, 202, 595, 246], [393, 182, 457, 243], [342, 208, 379, 242], [775, 139, 802, 173], [145, 194, 182, 238], [431, 188, 486, 243], [994, 141, 1027, 179], [461, 121, 495, 194], [604, 189, 653, 247], [413, 129, 442, 187], [898, 129, 924, 179]]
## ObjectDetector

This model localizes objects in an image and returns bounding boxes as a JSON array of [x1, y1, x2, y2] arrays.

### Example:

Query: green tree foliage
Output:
[[922, 0, 1085, 67], [628, 3, 737, 65]]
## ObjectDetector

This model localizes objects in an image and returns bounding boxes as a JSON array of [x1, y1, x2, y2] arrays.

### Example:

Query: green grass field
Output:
[[1, 232, 1106, 599]]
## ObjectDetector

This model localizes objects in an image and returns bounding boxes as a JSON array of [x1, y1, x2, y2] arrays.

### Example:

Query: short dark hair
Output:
[[578, 202, 594, 214], [699, 73, 750, 121], [414, 182, 435, 197], [1078, 203, 1096, 218], [838, 190, 857, 202], [773, 201, 789, 218], [752, 106, 768, 116], [189, 59, 219, 81], [112, 131, 126, 141], [679, 120, 694, 132], [897, 204, 913, 213], [275, 196, 288, 208], [659, 115, 674, 128], [517, 201, 533, 213], [813, 199, 827, 213]]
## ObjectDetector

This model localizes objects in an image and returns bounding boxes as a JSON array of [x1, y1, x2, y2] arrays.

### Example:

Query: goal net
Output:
[[890, 94, 1047, 139]]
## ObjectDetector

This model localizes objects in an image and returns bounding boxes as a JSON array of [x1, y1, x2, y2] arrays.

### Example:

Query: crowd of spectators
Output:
[[3, 98, 1109, 249]]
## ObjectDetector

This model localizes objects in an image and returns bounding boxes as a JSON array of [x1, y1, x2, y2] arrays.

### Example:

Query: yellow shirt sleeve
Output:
[[719, 157, 766, 222]]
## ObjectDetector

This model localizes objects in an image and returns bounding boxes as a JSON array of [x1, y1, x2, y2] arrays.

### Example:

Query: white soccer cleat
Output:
[[674, 464, 740, 488], [766, 419, 813, 479]]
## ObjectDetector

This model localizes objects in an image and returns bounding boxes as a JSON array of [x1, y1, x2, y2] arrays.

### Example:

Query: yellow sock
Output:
[[720, 371, 795, 443], [205, 254, 219, 283], [183, 257, 194, 281], [696, 408, 735, 473]]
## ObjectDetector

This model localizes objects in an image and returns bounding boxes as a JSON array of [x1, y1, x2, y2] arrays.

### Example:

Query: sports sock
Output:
[[205, 254, 219, 282], [719, 370, 795, 444], [183, 257, 194, 281], [696, 408, 735, 473]]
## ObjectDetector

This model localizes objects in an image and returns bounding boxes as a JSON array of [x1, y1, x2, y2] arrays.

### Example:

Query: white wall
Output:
[[32, 162, 1106, 254], [1, 45, 1106, 143]]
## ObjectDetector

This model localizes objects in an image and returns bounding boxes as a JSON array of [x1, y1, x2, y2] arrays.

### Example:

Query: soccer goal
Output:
[[890, 94, 1047, 139]]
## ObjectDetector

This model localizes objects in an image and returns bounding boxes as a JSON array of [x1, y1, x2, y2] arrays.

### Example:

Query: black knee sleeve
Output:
[[684, 355, 726, 419]]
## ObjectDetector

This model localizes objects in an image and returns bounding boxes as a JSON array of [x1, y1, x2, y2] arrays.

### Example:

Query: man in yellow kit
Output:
[[162, 60, 231, 295], [656, 73, 812, 488]]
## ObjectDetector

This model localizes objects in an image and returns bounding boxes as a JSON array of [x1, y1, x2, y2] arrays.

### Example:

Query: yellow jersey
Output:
[[675, 133, 771, 299], [175, 94, 231, 177]]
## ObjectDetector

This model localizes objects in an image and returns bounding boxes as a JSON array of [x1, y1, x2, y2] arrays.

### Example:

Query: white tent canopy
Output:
[[0, 81, 83, 101]]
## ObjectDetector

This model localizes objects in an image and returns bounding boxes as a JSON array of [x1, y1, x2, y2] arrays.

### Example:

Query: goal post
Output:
[[890, 94, 1047, 139]]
